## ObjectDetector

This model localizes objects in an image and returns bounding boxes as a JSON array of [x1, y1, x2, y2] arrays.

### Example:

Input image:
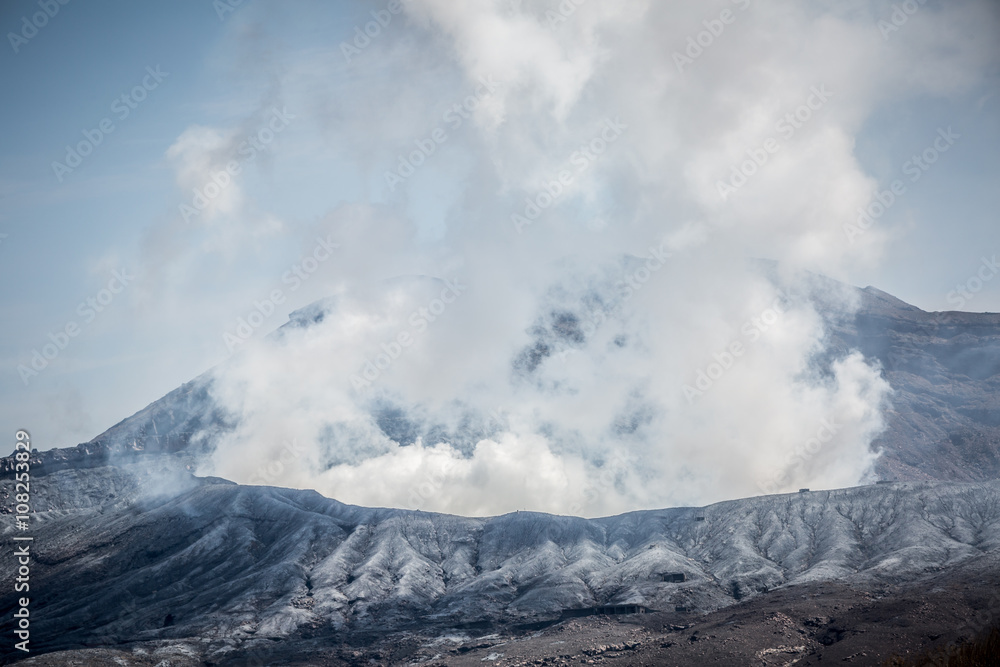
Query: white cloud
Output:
[[174, 0, 995, 515]]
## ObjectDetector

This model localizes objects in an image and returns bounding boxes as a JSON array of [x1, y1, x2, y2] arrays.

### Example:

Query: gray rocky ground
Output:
[[3, 276, 998, 664], [2, 459, 999, 664]]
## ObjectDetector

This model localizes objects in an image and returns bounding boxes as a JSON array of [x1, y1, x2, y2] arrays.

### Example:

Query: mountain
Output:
[[827, 286, 1000, 482], [1, 458, 999, 664], [16, 275, 1000, 488], [3, 276, 998, 664]]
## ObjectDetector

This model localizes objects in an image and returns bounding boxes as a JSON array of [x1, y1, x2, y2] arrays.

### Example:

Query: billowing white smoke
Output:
[[191, 0, 993, 515], [201, 247, 890, 516]]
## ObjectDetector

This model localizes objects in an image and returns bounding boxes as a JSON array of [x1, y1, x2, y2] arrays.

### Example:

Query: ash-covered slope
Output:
[[826, 286, 1000, 482], [27, 274, 999, 489], [2, 459, 999, 662]]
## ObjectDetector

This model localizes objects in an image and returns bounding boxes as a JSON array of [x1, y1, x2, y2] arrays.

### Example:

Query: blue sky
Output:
[[1, 0, 998, 464]]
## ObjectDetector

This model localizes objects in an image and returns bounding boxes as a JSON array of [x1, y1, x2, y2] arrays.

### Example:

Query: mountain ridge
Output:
[[12, 275, 999, 494], [2, 458, 999, 663]]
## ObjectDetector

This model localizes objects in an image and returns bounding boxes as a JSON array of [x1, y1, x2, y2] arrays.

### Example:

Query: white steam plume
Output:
[[189, 0, 995, 515]]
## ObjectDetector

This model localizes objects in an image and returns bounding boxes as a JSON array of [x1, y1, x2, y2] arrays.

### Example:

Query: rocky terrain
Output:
[[2, 277, 998, 664], [1, 456, 999, 664], [825, 286, 1000, 483]]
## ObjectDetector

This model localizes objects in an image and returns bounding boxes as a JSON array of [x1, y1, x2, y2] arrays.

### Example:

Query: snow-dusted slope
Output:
[[31, 276, 997, 489], [3, 460, 998, 658], [828, 286, 1000, 481]]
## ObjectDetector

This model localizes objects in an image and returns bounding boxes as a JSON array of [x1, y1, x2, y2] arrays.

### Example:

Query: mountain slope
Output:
[[2, 459, 999, 662], [21, 278, 999, 490], [828, 286, 1000, 481]]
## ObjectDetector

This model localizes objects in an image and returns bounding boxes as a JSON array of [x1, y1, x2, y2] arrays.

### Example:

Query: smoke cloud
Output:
[[185, 0, 995, 516]]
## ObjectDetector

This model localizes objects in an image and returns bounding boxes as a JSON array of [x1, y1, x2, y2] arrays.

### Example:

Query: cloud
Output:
[[176, 0, 997, 516], [198, 251, 890, 515], [166, 125, 246, 224]]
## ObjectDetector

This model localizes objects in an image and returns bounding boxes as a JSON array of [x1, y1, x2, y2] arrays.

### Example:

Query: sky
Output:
[[0, 0, 998, 515]]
